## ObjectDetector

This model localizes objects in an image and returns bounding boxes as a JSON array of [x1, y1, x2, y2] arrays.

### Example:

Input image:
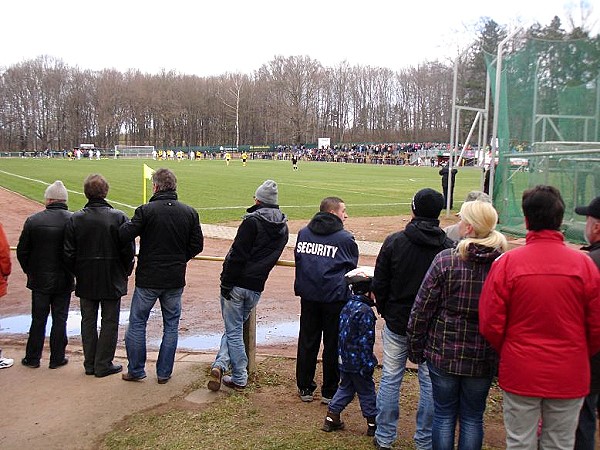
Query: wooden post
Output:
[[243, 306, 257, 375]]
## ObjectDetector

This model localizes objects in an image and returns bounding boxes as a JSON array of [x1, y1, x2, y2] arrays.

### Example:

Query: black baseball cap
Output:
[[575, 196, 600, 219]]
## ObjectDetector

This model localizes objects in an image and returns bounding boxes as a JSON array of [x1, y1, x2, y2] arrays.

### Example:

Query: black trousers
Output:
[[296, 299, 345, 398], [80, 297, 120, 374], [25, 291, 71, 365]]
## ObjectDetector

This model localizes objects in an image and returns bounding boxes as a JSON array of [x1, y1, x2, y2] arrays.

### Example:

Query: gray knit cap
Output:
[[44, 180, 68, 201], [255, 179, 278, 205]]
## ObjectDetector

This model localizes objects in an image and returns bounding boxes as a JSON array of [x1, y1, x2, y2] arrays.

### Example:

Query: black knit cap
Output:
[[411, 188, 445, 219]]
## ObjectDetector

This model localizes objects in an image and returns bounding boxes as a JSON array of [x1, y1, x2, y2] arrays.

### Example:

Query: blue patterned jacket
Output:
[[338, 294, 378, 376]]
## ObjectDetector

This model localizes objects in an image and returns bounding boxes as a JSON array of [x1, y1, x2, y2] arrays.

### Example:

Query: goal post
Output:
[[114, 145, 155, 158]]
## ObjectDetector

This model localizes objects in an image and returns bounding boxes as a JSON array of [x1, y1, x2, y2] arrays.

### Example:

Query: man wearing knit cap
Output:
[[208, 179, 289, 391], [372, 188, 454, 450], [17, 181, 74, 369]]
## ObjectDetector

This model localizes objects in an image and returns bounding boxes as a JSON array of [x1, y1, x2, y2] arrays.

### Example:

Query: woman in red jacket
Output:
[[0, 222, 14, 369]]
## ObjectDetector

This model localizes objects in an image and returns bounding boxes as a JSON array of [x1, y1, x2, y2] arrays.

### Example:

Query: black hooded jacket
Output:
[[372, 217, 454, 335], [221, 203, 289, 292]]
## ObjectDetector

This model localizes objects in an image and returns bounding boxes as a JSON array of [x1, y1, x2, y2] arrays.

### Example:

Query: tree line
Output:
[[0, 16, 597, 153]]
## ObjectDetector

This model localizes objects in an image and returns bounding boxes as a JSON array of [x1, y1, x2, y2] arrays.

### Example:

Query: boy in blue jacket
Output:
[[322, 266, 378, 436]]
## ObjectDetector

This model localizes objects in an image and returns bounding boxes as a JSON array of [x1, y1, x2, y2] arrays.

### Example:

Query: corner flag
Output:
[[143, 164, 154, 203]]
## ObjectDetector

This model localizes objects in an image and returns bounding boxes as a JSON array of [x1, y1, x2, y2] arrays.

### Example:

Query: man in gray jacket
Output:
[[208, 180, 288, 391]]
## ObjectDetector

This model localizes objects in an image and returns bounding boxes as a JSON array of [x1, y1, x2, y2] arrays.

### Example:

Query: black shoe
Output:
[[321, 412, 344, 432], [85, 369, 95, 376], [373, 437, 391, 450], [157, 376, 171, 384], [49, 357, 69, 369], [366, 416, 377, 437], [121, 372, 147, 382], [298, 388, 314, 402], [222, 375, 246, 391], [21, 357, 40, 368], [95, 364, 123, 378]]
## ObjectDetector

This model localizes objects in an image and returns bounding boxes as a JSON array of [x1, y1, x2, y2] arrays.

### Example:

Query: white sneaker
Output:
[[0, 357, 14, 369], [321, 396, 332, 405]]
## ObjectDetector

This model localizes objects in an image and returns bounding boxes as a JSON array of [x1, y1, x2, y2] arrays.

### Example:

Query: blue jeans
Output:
[[427, 362, 493, 450], [375, 324, 433, 449], [213, 286, 261, 386], [125, 286, 183, 379]]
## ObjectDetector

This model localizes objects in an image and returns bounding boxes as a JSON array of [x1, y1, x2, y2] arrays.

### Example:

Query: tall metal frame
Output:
[[447, 47, 490, 215]]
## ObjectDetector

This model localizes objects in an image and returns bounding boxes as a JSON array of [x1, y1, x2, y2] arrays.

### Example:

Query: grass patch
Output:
[[0, 158, 481, 223], [100, 357, 505, 450]]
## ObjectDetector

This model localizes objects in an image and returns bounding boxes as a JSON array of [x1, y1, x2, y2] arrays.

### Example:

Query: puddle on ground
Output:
[[175, 321, 299, 351], [0, 310, 131, 337], [0, 311, 299, 351]]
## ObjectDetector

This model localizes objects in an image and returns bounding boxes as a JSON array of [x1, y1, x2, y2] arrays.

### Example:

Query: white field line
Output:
[[0, 170, 137, 210], [0, 170, 411, 212]]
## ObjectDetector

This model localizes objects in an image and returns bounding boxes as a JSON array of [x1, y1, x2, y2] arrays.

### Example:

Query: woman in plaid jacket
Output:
[[407, 201, 508, 450]]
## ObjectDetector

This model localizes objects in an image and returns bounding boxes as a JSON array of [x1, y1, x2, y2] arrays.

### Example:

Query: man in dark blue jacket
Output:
[[18, 180, 74, 369], [120, 168, 203, 384], [208, 180, 288, 391], [294, 197, 359, 404]]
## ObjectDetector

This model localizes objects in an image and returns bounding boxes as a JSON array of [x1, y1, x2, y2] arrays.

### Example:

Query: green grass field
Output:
[[0, 158, 482, 223]]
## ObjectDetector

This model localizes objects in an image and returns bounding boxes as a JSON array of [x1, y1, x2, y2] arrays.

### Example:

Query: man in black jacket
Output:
[[18, 180, 74, 369], [208, 180, 288, 391], [294, 197, 359, 404], [64, 174, 135, 377], [120, 168, 203, 384], [372, 188, 454, 450], [439, 163, 458, 209]]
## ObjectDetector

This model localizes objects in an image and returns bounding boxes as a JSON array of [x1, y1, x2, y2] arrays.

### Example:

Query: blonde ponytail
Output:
[[456, 201, 508, 260]]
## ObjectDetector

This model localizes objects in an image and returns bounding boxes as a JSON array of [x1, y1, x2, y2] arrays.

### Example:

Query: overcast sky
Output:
[[1, 0, 597, 77]]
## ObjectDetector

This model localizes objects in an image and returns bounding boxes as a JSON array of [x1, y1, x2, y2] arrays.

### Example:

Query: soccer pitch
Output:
[[0, 158, 482, 223]]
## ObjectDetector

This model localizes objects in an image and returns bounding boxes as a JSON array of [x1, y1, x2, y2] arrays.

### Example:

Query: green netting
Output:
[[485, 37, 600, 243]]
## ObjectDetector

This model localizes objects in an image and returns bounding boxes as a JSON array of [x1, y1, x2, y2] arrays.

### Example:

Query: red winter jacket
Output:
[[0, 223, 10, 298], [479, 230, 600, 398]]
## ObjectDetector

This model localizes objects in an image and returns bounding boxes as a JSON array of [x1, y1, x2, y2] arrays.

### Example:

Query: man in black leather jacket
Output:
[[64, 174, 135, 377], [17, 180, 74, 369], [119, 168, 203, 384]]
